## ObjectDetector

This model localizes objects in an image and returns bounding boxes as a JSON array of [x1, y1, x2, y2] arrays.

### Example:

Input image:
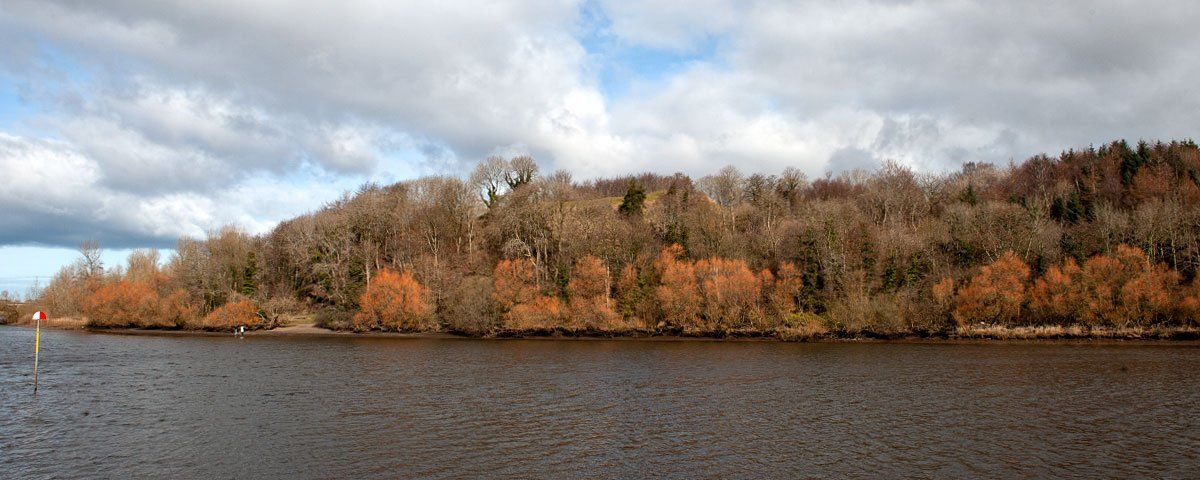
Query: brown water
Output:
[[1, 327, 1197, 478]]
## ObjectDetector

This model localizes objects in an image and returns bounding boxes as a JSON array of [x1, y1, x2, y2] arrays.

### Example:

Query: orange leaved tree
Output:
[[200, 298, 265, 330], [695, 257, 762, 330], [568, 255, 621, 330], [1029, 245, 1178, 328], [1028, 258, 1085, 323], [653, 245, 701, 330], [493, 259, 562, 330], [1181, 277, 1200, 326], [353, 269, 434, 332], [493, 259, 539, 310], [1073, 245, 1177, 327], [83, 280, 170, 328], [159, 288, 200, 328], [770, 262, 806, 317], [951, 251, 1030, 326]]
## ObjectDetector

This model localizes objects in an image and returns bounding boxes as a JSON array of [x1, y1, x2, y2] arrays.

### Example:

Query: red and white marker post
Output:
[[32, 311, 46, 393]]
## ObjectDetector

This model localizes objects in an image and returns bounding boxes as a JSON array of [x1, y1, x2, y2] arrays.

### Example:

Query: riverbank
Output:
[[4, 322, 1195, 343], [3, 316, 88, 330]]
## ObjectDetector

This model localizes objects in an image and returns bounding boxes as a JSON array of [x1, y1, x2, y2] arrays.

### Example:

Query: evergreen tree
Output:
[[959, 184, 979, 206], [618, 181, 646, 217], [240, 252, 258, 297]]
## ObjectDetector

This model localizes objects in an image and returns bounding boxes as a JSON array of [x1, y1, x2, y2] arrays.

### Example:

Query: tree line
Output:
[[20, 139, 1200, 337]]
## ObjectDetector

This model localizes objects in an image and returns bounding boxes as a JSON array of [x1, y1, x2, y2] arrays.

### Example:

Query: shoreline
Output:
[[4, 321, 1199, 344]]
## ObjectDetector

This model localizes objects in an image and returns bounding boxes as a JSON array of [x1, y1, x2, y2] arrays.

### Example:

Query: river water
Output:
[[1, 326, 1197, 478]]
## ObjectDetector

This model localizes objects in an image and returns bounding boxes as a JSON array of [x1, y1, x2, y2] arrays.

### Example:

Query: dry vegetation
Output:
[[352, 269, 434, 332], [24, 140, 1200, 339]]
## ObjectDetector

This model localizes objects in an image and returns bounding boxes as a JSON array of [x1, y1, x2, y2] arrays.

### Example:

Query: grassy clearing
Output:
[[567, 190, 667, 209]]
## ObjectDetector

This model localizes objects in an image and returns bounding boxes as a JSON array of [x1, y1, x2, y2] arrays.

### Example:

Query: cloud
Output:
[[0, 133, 164, 247], [577, 0, 1200, 177], [595, 0, 737, 51], [1, 0, 1199, 250], [0, 0, 591, 159], [726, 1, 1200, 154], [0, 132, 346, 248]]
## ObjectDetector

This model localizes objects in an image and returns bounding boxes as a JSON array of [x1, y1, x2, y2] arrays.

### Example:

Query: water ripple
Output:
[[1, 328, 1198, 478]]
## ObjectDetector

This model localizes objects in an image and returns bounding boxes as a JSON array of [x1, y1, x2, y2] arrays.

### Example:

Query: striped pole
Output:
[[32, 311, 46, 394]]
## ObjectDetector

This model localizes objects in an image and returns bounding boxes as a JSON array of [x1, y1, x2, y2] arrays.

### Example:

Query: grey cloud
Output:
[[0, 0, 586, 166], [0, 203, 175, 249], [0, 133, 333, 249], [826, 147, 878, 174], [0, 134, 179, 248], [732, 1, 1200, 156]]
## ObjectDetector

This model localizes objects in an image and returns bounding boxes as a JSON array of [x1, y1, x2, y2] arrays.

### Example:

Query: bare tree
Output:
[[698, 165, 745, 210], [777, 166, 808, 206], [126, 249, 161, 284], [507, 155, 539, 189], [470, 156, 509, 208], [79, 240, 103, 277], [543, 170, 574, 270], [698, 165, 746, 225], [862, 160, 926, 227]]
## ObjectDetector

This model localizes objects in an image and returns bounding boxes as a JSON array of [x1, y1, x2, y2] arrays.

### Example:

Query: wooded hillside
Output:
[[27, 140, 1200, 337]]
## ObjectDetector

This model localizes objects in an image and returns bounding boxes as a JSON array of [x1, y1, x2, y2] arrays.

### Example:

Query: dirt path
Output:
[[256, 314, 343, 336], [258, 322, 340, 335]]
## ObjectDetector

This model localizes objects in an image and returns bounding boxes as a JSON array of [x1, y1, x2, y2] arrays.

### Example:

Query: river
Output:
[[1, 326, 1197, 478]]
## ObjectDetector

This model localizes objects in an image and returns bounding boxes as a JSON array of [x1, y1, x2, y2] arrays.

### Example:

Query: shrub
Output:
[[0, 301, 19, 325], [653, 245, 701, 330], [775, 310, 829, 339], [568, 255, 622, 330], [259, 296, 306, 326], [40, 266, 93, 317], [952, 251, 1030, 326], [506, 295, 564, 331], [315, 306, 355, 330], [1029, 245, 1179, 327], [616, 264, 652, 327], [769, 263, 804, 317], [198, 298, 265, 330], [158, 288, 200, 328], [352, 269, 434, 332], [1181, 277, 1200, 327], [827, 289, 914, 335], [82, 280, 167, 328], [492, 259, 539, 309], [695, 257, 763, 330], [444, 276, 498, 335], [1028, 258, 1085, 323]]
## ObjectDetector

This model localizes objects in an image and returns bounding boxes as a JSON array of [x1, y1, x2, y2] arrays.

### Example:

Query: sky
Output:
[[1, 0, 1199, 295]]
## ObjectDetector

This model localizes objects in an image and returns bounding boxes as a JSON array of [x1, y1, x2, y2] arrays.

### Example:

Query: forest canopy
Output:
[[24, 140, 1200, 337]]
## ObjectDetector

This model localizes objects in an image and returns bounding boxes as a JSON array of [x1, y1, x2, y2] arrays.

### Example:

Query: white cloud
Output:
[[0, 133, 100, 213], [1, 0, 1199, 250]]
